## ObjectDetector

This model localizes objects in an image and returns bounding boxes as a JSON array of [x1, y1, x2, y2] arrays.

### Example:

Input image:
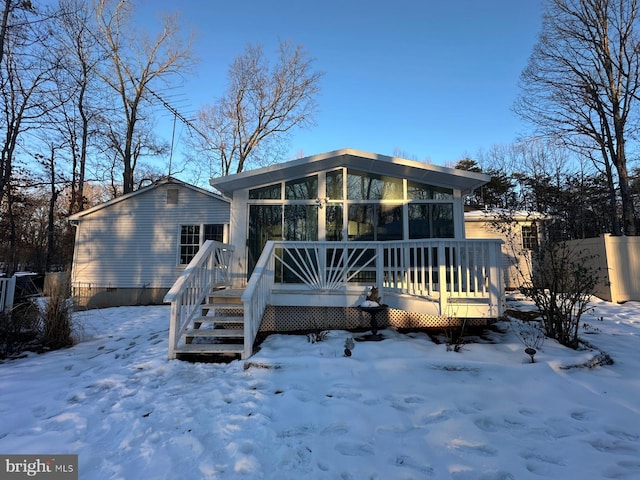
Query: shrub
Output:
[[0, 301, 40, 360], [522, 241, 599, 349], [41, 292, 73, 350]]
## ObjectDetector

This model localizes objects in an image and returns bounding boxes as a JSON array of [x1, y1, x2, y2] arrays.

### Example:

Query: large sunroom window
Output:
[[408, 204, 454, 238], [407, 180, 453, 200], [285, 176, 317, 200], [347, 170, 403, 200], [249, 183, 281, 199], [347, 204, 403, 241]]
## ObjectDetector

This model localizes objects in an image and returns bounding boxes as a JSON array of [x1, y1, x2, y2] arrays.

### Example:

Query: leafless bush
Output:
[[0, 301, 40, 360], [522, 241, 599, 349], [40, 292, 73, 350]]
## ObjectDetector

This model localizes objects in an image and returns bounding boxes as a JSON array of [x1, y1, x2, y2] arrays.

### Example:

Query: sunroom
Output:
[[165, 149, 504, 359]]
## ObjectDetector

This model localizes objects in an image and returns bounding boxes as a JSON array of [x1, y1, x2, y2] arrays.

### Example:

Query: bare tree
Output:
[[94, 0, 193, 194], [516, 0, 640, 235], [0, 12, 60, 274], [50, 0, 104, 215], [191, 40, 322, 177]]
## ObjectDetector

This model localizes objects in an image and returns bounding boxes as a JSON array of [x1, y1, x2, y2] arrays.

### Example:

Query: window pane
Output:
[[347, 204, 402, 241], [248, 205, 283, 278], [180, 225, 200, 265], [249, 183, 282, 199], [326, 169, 343, 200], [285, 176, 318, 200], [284, 205, 318, 241], [432, 204, 454, 237], [346, 169, 403, 200], [377, 204, 403, 241], [408, 204, 454, 238], [522, 225, 538, 250], [204, 224, 224, 242], [408, 204, 430, 239], [407, 180, 453, 200], [348, 204, 375, 240], [326, 205, 343, 241]]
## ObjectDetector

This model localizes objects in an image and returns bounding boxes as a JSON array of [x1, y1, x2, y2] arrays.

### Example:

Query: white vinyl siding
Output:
[[71, 183, 230, 289]]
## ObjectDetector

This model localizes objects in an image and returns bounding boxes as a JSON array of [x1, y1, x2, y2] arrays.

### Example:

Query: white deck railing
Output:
[[166, 238, 503, 360], [241, 242, 276, 359], [0, 276, 16, 313], [164, 241, 234, 359], [266, 239, 503, 314]]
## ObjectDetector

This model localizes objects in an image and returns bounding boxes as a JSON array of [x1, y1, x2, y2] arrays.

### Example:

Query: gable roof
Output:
[[68, 177, 228, 222], [209, 148, 490, 197]]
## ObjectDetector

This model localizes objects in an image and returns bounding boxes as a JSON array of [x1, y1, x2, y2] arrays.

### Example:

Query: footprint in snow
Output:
[[449, 438, 497, 457], [520, 451, 565, 466], [570, 410, 596, 421], [394, 455, 435, 476], [418, 408, 451, 425], [334, 441, 374, 456], [320, 423, 349, 436], [606, 429, 640, 442], [590, 438, 638, 454]]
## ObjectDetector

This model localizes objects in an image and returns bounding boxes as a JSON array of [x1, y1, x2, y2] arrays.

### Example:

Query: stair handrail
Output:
[[241, 241, 276, 359], [165, 240, 234, 359]]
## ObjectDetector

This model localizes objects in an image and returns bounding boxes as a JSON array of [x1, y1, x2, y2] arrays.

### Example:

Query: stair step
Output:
[[176, 343, 244, 354], [194, 315, 243, 325], [185, 328, 244, 338], [202, 303, 243, 310]]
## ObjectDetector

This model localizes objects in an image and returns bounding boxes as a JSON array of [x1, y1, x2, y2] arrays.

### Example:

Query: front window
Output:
[[179, 224, 225, 265]]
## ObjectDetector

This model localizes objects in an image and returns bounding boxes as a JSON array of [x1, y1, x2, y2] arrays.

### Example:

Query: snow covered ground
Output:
[[1, 297, 639, 479]]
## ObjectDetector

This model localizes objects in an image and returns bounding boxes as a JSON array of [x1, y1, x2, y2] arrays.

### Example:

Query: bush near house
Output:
[[522, 240, 599, 349]]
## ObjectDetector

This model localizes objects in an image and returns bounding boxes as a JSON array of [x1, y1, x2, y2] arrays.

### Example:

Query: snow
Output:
[[1, 298, 640, 479]]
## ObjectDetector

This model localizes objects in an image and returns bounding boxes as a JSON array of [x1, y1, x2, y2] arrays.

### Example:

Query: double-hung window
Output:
[[521, 225, 538, 250]]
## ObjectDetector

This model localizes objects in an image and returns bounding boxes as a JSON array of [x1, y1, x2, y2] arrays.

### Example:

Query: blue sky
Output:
[[138, 0, 544, 169]]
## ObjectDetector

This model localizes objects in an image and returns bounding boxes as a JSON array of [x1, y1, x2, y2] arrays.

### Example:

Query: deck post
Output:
[[487, 241, 503, 317], [167, 301, 181, 359], [437, 242, 448, 315], [376, 243, 384, 303]]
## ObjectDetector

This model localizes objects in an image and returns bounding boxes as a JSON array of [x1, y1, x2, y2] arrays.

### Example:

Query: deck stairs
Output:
[[175, 287, 247, 359]]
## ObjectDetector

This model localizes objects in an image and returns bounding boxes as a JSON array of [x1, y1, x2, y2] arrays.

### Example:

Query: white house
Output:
[[66, 150, 507, 359], [163, 149, 506, 359], [464, 209, 551, 290], [69, 178, 230, 308]]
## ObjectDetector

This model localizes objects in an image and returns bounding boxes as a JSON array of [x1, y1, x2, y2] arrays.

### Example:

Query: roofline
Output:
[[210, 148, 490, 195], [68, 177, 228, 221], [464, 209, 553, 222]]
